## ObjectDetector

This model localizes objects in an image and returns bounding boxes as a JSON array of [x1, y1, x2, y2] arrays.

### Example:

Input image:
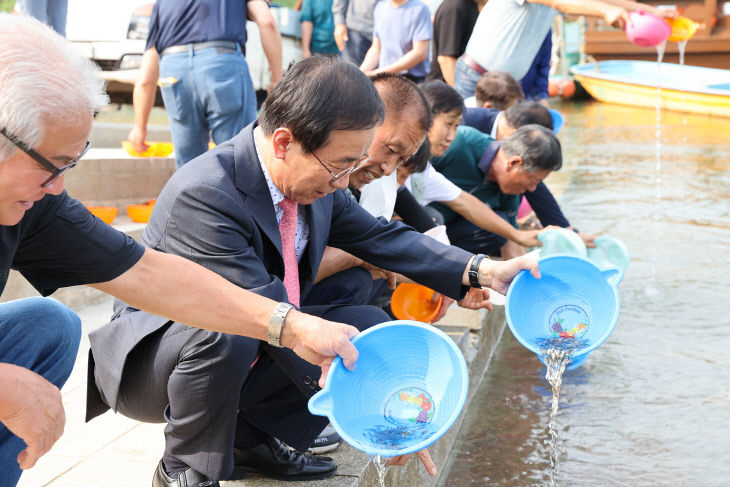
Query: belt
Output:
[[161, 40, 240, 57], [461, 54, 488, 75]]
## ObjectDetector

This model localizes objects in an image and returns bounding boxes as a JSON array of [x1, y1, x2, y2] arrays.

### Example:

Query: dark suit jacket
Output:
[[87, 122, 473, 421]]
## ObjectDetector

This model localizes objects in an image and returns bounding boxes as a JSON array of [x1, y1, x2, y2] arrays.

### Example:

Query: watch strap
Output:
[[268, 302, 294, 347], [469, 254, 486, 288]]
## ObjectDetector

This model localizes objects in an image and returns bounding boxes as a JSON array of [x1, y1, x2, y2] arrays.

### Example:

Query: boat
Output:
[[571, 60, 730, 117]]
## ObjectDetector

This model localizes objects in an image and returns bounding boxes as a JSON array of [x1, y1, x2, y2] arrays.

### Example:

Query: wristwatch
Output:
[[468, 254, 487, 288], [268, 302, 294, 347]]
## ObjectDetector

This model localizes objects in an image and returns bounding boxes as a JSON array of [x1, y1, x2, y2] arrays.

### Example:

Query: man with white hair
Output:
[[0, 14, 361, 487]]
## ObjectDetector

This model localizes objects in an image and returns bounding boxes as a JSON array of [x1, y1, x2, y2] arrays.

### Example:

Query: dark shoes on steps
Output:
[[230, 436, 337, 481]]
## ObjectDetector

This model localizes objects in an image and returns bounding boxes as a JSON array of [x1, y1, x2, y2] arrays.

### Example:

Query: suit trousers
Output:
[[101, 304, 389, 480]]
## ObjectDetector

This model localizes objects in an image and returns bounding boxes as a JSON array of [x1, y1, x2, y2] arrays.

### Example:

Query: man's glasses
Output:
[[312, 151, 371, 183], [0, 126, 90, 188]]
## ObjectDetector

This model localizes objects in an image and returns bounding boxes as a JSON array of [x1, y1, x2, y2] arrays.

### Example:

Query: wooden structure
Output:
[[579, 1, 730, 69]]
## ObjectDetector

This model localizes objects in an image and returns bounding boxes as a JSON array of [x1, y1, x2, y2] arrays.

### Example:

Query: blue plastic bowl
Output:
[[308, 320, 469, 457], [549, 109, 565, 134], [587, 236, 630, 274], [505, 255, 623, 361]]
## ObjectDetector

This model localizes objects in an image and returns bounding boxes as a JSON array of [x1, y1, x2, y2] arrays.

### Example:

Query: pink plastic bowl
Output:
[[625, 10, 671, 47]]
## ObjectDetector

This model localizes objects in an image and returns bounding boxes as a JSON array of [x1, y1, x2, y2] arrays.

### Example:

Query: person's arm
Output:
[[315, 246, 396, 287], [394, 186, 438, 233], [360, 36, 381, 73], [128, 48, 159, 154], [0, 364, 65, 471], [524, 182, 569, 227], [433, 4, 468, 86], [524, 183, 596, 247], [446, 191, 541, 247], [371, 39, 429, 76], [598, 0, 676, 17], [531, 33, 551, 102], [528, 0, 630, 28], [91, 249, 360, 383], [301, 21, 314, 58], [332, 0, 349, 51], [248, 0, 283, 90], [437, 55, 458, 86]]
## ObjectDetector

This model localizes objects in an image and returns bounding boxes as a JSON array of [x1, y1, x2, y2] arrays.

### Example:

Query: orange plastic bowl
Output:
[[86, 206, 118, 224], [126, 203, 155, 223], [390, 283, 444, 323], [667, 16, 700, 42]]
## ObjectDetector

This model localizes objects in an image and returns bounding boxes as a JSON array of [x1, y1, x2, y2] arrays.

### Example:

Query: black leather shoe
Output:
[[229, 436, 337, 481], [152, 460, 220, 487]]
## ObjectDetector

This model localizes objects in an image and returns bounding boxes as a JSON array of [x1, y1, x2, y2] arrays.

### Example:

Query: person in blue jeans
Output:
[[17, 0, 67, 36], [301, 0, 340, 57], [128, 0, 284, 168]]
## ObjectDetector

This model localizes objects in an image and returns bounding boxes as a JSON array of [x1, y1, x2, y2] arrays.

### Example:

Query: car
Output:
[[66, 0, 303, 104]]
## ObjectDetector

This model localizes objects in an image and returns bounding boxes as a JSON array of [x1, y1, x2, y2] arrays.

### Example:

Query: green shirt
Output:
[[429, 126, 521, 227]]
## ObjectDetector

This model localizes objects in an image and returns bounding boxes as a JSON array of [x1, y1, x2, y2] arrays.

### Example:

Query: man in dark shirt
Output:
[[128, 0, 283, 168], [0, 15, 360, 487], [426, 0, 480, 85]]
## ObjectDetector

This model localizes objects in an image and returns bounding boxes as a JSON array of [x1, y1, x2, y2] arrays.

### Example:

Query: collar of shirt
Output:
[[253, 131, 287, 214], [252, 130, 310, 262], [490, 112, 501, 139], [477, 140, 501, 176]]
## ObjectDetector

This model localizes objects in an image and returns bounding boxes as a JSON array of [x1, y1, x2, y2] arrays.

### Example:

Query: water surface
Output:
[[443, 100, 730, 486]]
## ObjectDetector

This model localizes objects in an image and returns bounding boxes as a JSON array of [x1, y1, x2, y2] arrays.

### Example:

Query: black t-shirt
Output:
[[426, 0, 479, 82], [146, 0, 251, 54], [0, 192, 145, 297]]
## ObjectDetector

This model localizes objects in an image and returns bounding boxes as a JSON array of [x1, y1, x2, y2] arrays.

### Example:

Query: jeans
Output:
[[341, 29, 372, 67], [160, 46, 257, 168], [0, 298, 81, 487], [18, 0, 68, 36], [453, 58, 484, 100]]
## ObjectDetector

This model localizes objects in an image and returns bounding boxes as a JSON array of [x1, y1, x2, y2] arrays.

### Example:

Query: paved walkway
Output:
[[17, 298, 167, 487]]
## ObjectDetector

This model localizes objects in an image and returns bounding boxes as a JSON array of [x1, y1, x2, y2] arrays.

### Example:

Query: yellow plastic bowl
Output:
[[86, 206, 118, 224], [126, 203, 155, 223], [667, 16, 700, 42], [122, 141, 174, 158], [390, 283, 444, 323]]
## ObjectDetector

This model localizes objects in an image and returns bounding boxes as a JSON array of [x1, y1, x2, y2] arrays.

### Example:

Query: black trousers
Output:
[[102, 304, 389, 479]]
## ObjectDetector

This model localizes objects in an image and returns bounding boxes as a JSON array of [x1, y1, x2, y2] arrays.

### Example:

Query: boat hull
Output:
[[571, 61, 730, 117]]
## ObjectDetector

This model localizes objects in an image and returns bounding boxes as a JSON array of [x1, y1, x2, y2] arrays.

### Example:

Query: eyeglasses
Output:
[[312, 151, 371, 183], [0, 126, 90, 188]]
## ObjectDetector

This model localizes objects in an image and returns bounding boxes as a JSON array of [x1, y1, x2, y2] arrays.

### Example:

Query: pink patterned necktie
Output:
[[278, 197, 300, 308]]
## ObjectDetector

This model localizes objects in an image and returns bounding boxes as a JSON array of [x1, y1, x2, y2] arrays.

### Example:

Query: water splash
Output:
[[369, 454, 389, 487], [647, 41, 667, 297], [677, 40, 689, 130], [541, 347, 574, 487]]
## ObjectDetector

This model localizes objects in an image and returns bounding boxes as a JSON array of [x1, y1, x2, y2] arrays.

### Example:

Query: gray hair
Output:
[[0, 13, 108, 160], [500, 124, 562, 172]]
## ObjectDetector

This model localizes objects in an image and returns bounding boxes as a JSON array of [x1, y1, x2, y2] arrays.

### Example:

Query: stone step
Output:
[[65, 148, 175, 208]]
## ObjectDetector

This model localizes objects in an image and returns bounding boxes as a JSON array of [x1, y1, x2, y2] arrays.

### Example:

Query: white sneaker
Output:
[[307, 424, 341, 454]]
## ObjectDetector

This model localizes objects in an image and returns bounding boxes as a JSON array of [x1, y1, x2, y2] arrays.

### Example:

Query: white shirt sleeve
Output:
[[359, 171, 399, 220], [419, 163, 462, 205]]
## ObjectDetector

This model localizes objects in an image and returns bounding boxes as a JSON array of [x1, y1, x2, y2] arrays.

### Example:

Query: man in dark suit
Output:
[[87, 56, 539, 487]]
